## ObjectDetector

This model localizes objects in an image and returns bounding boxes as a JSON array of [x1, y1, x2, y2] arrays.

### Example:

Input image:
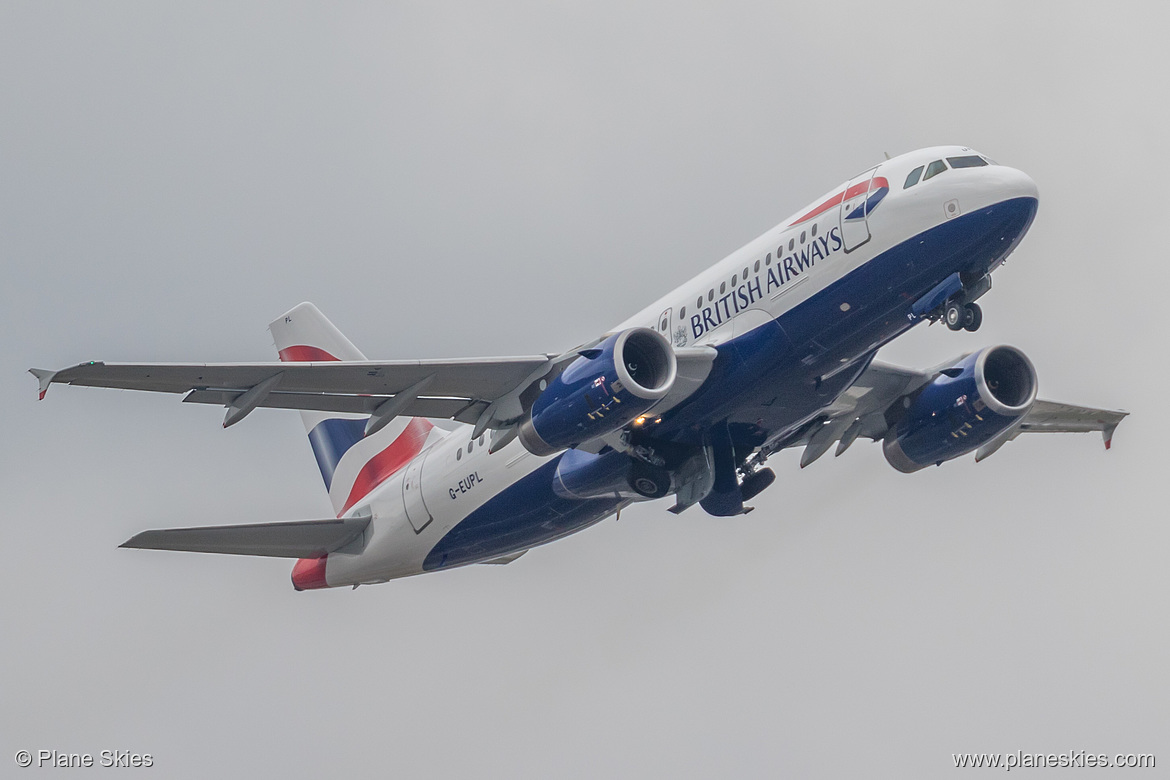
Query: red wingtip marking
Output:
[[292, 556, 329, 590], [1105, 439, 1112, 450], [38, 390, 46, 401]]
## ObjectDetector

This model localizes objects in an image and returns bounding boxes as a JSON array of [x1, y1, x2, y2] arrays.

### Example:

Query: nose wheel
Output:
[[944, 301, 982, 332]]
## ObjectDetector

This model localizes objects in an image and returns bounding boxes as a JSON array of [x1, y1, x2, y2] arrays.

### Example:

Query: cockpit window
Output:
[[947, 155, 989, 169], [904, 165, 924, 189], [923, 159, 948, 180]]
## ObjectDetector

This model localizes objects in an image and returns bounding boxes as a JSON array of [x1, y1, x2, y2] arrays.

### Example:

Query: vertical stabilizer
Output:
[[270, 301, 367, 363], [268, 303, 437, 517]]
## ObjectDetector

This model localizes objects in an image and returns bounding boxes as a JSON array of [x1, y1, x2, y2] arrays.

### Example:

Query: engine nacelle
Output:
[[552, 448, 672, 500], [883, 345, 1037, 473], [519, 328, 676, 456]]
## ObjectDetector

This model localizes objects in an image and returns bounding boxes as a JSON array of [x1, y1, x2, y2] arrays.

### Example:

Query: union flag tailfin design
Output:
[[268, 303, 437, 518]]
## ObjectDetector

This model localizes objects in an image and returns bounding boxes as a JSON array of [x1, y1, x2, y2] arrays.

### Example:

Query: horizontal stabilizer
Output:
[[120, 517, 370, 558]]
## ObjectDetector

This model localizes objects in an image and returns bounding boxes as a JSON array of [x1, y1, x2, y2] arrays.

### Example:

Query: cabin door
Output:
[[839, 167, 877, 252]]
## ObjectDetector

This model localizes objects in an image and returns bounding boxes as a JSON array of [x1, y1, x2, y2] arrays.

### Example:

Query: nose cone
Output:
[[994, 165, 1039, 204]]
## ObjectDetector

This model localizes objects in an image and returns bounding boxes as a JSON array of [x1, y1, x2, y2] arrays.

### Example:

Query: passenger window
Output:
[[904, 165, 924, 188], [731, 274, 737, 287], [811, 223, 818, 237], [479, 435, 485, 446], [742, 266, 749, 278], [923, 159, 948, 180], [754, 259, 761, 272], [719, 282, 726, 295], [708, 289, 714, 302], [680, 307, 686, 319], [456, 448, 462, 461], [788, 238, 795, 251], [467, 440, 474, 453], [947, 155, 989, 169], [696, 296, 702, 309]]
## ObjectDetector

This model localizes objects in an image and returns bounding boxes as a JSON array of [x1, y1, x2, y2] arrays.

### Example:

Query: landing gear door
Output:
[[402, 450, 432, 533], [839, 167, 877, 253]]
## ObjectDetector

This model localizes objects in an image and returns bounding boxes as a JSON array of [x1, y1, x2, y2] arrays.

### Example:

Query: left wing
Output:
[[781, 361, 1128, 467]]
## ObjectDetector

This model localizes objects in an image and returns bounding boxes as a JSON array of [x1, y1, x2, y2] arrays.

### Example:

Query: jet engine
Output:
[[519, 328, 676, 456], [552, 448, 672, 500], [883, 345, 1037, 473]]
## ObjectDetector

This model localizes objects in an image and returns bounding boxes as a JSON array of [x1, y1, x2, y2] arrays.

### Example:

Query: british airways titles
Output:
[[689, 225, 844, 340]]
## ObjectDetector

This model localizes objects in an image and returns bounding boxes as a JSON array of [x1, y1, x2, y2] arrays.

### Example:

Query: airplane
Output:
[[31, 146, 1127, 590]]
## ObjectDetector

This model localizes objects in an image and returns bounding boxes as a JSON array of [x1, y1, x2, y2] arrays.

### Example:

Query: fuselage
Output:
[[318, 146, 1040, 587]]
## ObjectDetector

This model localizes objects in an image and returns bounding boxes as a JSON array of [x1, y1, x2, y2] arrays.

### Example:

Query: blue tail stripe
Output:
[[307, 418, 366, 491]]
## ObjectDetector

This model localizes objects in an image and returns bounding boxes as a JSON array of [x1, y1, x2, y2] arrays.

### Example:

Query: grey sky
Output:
[[2, 2, 1166, 777]]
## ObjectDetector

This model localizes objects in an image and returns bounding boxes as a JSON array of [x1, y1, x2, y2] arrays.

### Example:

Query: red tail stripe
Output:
[[291, 556, 329, 590], [339, 417, 433, 516], [279, 345, 339, 362]]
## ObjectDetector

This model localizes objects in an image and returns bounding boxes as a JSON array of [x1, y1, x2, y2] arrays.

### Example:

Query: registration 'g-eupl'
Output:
[[32, 147, 1127, 590]]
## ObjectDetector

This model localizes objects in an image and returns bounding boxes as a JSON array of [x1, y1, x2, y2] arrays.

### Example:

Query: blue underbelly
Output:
[[423, 457, 620, 571]]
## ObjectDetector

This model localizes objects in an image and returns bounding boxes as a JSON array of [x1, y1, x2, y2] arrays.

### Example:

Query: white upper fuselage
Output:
[[618, 146, 1037, 345]]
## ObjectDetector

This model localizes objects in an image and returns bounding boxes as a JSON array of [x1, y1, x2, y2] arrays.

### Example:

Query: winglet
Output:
[[1103, 422, 1119, 450], [28, 368, 57, 400]]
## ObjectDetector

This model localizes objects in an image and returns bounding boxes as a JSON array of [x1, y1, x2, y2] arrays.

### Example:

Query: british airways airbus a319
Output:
[[32, 146, 1127, 590]]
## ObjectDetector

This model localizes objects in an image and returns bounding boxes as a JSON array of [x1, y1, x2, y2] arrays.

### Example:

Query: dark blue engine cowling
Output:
[[553, 449, 672, 500], [553, 449, 632, 499], [883, 345, 1037, 473], [519, 328, 676, 456]]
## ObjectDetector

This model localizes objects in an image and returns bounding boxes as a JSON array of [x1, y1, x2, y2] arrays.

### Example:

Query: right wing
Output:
[[976, 399, 1129, 460], [776, 360, 1128, 466]]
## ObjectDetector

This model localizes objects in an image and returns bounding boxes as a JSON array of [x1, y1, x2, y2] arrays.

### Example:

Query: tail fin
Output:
[[269, 303, 437, 517]]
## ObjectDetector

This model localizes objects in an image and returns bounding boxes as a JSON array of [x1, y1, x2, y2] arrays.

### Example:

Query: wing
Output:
[[33, 357, 552, 426], [780, 361, 1128, 467], [120, 517, 371, 558], [30, 347, 717, 437], [987, 399, 1129, 459]]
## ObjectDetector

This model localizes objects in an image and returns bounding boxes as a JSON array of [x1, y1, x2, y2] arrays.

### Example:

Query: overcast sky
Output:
[[3, 2, 1167, 777]]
